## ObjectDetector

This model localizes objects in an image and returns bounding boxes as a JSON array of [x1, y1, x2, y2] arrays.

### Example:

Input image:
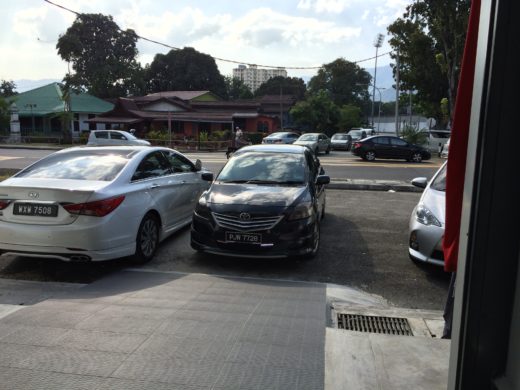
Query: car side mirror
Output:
[[316, 175, 330, 185], [194, 159, 202, 171], [411, 177, 428, 188], [201, 172, 214, 182]]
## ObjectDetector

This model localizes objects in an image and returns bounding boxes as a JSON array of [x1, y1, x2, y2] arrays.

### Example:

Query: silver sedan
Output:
[[408, 162, 446, 266], [293, 133, 331, 155]]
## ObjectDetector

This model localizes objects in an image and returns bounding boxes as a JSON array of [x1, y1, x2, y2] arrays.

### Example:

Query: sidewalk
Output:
[[0, 270, 449, 390]]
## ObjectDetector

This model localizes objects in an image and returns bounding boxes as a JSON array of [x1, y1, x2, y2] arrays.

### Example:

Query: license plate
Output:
[[225, 232, 262, 244], [13, 203, 58, 217]]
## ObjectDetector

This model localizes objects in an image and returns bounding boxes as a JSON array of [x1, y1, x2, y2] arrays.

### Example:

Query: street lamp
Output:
[[371, 33, 385, 128]]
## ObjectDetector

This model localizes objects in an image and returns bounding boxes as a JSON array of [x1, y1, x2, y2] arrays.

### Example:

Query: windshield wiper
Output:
[[244, 179, 280, 184]]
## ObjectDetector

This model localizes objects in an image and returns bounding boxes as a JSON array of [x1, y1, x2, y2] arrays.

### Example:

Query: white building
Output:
[[233, 65, 287, 92]]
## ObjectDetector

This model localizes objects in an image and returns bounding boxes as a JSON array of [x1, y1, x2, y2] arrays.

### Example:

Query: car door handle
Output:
[[150, 184, 161, 189]]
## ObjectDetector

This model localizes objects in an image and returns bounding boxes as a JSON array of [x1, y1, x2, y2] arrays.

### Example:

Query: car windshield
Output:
[[217, 152, 305, 184], [332, 134, 348, 140], [299, 134, 317, 141], [267, 133, 288, 138], [15, 150, 132, 181], [349, 130, 362, 137], [430, 163, 447, 192]]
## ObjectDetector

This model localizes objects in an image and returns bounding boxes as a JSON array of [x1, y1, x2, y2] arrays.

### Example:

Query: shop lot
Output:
[[0, 189, 450, 311]]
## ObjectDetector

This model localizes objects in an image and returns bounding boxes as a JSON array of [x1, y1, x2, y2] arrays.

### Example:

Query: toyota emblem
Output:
[[239, 212, 251, 221], [28, 191, 39, 199]]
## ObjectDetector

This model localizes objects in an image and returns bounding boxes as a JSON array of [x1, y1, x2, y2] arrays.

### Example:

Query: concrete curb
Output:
[[328, 179, 422, 193]]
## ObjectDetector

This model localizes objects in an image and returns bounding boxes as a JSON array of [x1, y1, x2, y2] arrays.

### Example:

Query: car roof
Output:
[[266, 131, 298, 136], [236, 144, 308, 154], [55, 145, 162, 155]]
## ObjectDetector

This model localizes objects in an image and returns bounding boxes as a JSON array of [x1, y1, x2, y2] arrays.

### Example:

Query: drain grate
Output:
[[337, 313, 413, 336]]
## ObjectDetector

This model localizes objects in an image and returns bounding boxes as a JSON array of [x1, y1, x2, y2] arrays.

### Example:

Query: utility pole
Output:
[[371, 33, 385, 130], [279, 83, 283, 130], [394, 50, 400, 136]]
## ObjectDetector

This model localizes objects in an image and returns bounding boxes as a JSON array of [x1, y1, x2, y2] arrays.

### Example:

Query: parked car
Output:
[[351, 135, 431, 162], [348, 128, 371, 141], [0, 146, 210, 263], [87, 130, 151, 146], [440, 137, 450, 158], [408, 162, 447, 266], [191, 144, 330, 259], [330, 133, 352, 151], [261, 131, 300, 144], [293, 133, 331, 154]]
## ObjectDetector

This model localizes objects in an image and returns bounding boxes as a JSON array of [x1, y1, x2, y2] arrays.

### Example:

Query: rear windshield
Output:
[[430, 163, 447, 191], [332, 134, 349, 140], [349, 130, 363, 137], [218, 152, 305, 184], [16, 150, 133, 181], [299, 134, 317, 141]]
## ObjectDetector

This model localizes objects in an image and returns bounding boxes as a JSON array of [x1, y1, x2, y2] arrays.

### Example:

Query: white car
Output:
[[0, 146, 212, 262], [87, 130, 151, 146], [408, 162, 447, 266]]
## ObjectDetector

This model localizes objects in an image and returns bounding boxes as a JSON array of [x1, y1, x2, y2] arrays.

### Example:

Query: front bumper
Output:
[[408, 217, 445, 266]]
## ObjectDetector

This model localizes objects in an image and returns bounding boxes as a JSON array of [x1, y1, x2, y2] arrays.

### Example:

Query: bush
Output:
[[147, 130, 169, 141], [245, 132, 264, 145], [400, 125, 428, 145]]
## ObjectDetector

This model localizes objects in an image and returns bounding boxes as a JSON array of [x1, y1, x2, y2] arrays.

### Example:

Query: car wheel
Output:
[[132, 213, 160, 264], [303, 223, 320, 259], [410, 152, 423, 163], [364, 151, 376, 161]]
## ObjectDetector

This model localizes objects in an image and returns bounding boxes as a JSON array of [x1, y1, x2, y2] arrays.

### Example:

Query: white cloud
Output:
[[297, 0, 349, 13]]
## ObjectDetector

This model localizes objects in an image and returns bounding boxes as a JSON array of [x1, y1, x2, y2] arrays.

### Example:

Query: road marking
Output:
[[0, 156, 21, 161], [322, 162, 442, 168]]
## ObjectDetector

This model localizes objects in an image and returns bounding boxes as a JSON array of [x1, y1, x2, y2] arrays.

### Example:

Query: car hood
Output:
[[207, 183, 306, 207], [421, 187, 446, 225], [294, 140, 317, 146]]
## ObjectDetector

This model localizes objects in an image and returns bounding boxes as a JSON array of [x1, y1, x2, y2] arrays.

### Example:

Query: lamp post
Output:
[[25, 103, 37, 133], [357, 83, 384, 132], [371, 33, 385, 129]]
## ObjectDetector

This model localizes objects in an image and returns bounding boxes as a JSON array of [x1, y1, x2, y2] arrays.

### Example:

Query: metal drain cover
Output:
[[337, 313, 413, 336]]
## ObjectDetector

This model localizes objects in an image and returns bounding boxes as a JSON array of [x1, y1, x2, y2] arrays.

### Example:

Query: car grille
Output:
[[212, 212, 283, 232]]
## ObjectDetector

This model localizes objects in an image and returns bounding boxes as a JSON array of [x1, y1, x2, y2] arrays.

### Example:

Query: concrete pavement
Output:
[[0, 269, 449, 390]]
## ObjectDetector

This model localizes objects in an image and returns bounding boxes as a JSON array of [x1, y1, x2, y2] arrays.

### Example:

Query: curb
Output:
[[328, 180, 422, 193]]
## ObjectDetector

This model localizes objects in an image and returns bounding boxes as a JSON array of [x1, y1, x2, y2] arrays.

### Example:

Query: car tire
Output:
[[131, 213, 160, 264], [410, 152, 423, 163], [364, 151, 376, 161], [303, 222, 320, 260]]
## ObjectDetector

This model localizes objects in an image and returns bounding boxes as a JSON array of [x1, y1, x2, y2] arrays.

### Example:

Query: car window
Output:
[[332, 134, 348, 140], [110, 132, 127, 140], [299, 134, 317, 141], [373, 137, 391, 145], [391, 138, 408, 146], [16, 150, 131, 181], [430, 163, 447, 192], [218, 152, 305, 184], [163, 151, 195, 173], [94, 131, 108, 139], [289, 133, 299, 138], [131, 151, 171, 181]]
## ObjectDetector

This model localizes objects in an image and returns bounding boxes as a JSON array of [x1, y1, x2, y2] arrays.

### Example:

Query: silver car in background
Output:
[[408, 162, 447, 266], [293, 133, 331, 155], [87, 130, 151, 146]]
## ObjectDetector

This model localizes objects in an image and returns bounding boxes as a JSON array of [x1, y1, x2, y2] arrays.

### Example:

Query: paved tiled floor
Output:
[[0, 270, 326, 390]]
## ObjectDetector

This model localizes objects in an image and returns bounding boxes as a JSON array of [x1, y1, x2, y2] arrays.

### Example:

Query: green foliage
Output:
[[245, 132, 263, 145], [387, 1, 470, 124], [147, 47, 227, 98], [57, 13, 141, 98], [400, 124, 427, 145], [224, 77, 253, 100], [254, 77, 307, 100], [210, 130, 231, 141], [0, 97, 10, 132], [308, 58, 371, 107], [290, 90, 339, 135], [0, 80, 17, 97], [147, 130, 170, 141], [337, 105, 362, 131], [199, 131, 209, 142]]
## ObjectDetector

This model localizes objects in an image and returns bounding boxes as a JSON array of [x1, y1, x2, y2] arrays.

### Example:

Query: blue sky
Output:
[[0, 0, 410, 89]]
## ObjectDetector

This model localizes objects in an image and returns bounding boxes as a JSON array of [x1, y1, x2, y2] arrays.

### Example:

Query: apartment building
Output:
[[233, 64, 287, 92]]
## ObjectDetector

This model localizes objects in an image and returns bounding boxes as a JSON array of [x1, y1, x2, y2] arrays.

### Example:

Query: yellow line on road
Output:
[[0, 156, 20, 161]]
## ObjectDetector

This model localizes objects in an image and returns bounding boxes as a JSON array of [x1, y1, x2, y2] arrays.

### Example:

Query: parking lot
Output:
[[0, 189, 450, 311]]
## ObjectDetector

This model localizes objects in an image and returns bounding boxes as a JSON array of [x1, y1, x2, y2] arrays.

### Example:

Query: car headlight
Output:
[[288, 202, 314, 221], [194, 196, 211, 219], [416, 204, 441, 227]]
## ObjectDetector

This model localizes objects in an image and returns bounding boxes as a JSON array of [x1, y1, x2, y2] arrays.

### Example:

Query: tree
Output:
[[308, 58, 371, 107], [337, 105, 362, 131], [56, 13, 141, 98], [388, 0, 470, 124], [254, 76, 307, 100], [146, 47, 227, 98], [224, 76, 253, 100], [0, 80, 17, 132], [0, 80, 17, 97], [290, 90, 339, 135]]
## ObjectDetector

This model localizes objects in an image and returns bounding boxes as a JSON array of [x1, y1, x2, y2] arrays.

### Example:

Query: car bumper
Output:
[[191, 213, 317, 258], [0, 216, 137, 261], [408, 217, 445, 266], [331, 143, 349, 150]]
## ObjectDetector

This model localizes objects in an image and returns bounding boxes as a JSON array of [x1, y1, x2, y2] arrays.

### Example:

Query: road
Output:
[[0, 147, 443, 181], [0, 189, 449, 311]]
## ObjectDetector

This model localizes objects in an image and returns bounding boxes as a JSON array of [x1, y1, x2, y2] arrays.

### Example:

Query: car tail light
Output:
[[0, 200, 11, 210], [63, 195, 125, 217], [353, 142, 362, 149]]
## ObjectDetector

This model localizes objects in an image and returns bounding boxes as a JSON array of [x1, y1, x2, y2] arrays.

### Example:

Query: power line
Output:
[[43, 0, 391, 70]]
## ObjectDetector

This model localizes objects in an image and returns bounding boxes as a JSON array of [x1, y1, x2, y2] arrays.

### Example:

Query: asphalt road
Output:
[[0, 147, 443, 181], [0, 189, 450, 311]]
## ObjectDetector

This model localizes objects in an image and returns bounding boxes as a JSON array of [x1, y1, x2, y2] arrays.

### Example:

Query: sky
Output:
[[0, 0, 411, 90]]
